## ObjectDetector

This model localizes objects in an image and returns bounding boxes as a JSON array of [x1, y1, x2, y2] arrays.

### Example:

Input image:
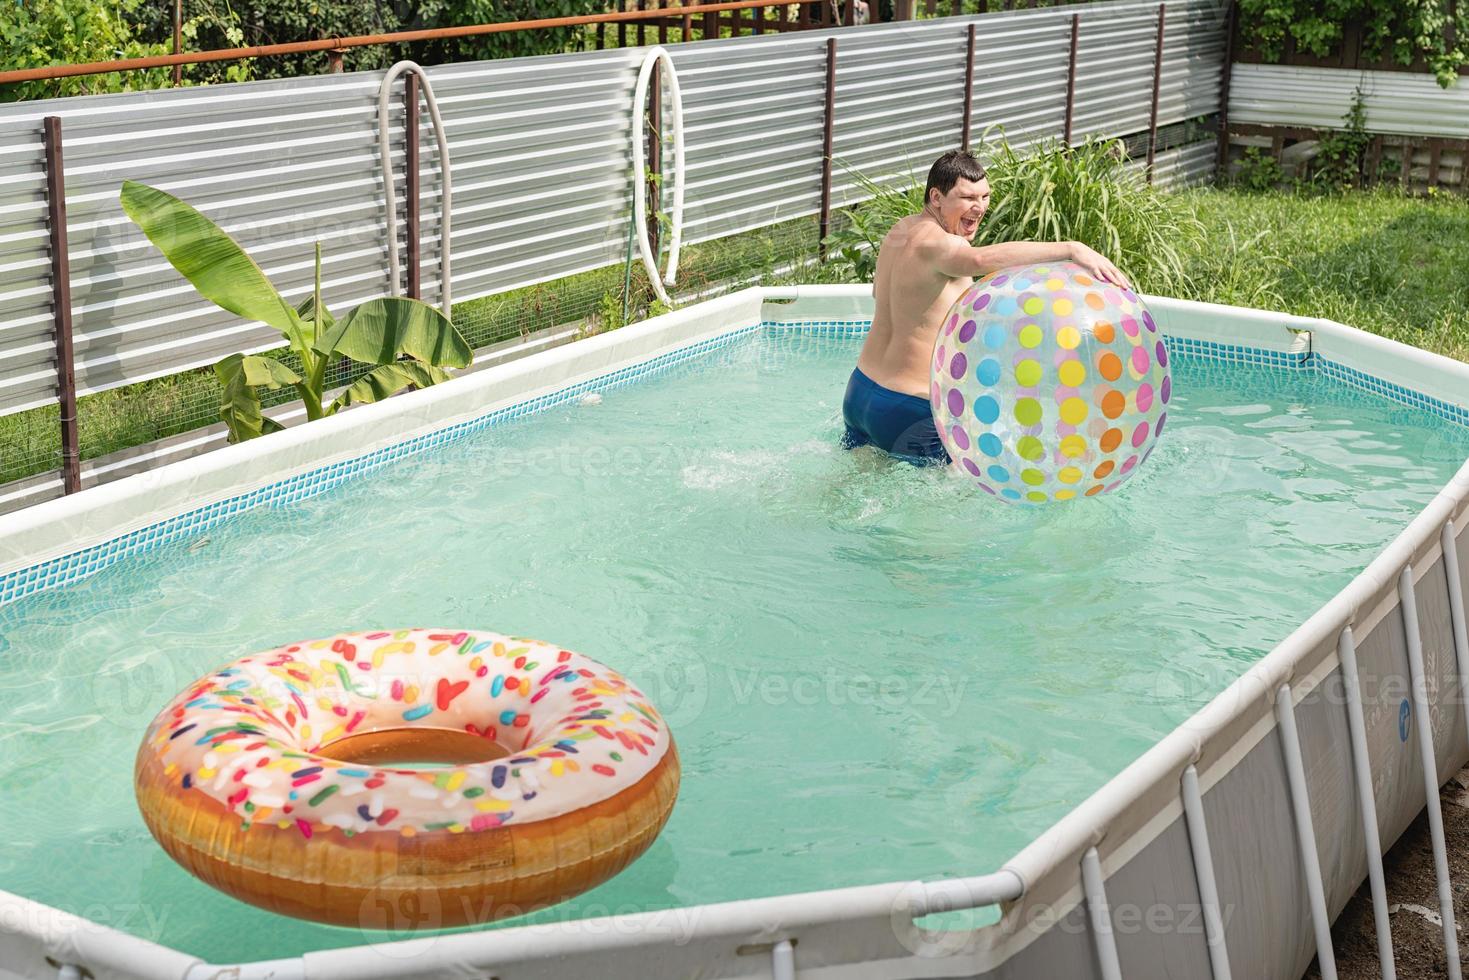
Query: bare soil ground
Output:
[[1303, 768, 1469, 978]]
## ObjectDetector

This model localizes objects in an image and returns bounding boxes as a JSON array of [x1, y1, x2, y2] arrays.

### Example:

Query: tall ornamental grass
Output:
[[824, 134, 1204, 296]]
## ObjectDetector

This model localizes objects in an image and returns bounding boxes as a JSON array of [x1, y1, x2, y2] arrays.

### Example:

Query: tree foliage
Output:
[[1239, 0, 1468, 88], [0, 0, 176, 101], [129, 0, 396, 79], [128, 0, 608, 81]]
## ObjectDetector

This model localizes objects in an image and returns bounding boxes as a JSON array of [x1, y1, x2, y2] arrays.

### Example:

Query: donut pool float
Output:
[[134, 629, 679, 927]]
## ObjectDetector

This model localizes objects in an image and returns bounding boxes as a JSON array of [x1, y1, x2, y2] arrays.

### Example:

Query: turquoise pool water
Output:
[[1, 327, 1467, 963]]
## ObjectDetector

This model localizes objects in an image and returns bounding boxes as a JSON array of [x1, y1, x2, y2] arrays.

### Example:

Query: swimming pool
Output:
[[2, 287, 1468, 979]]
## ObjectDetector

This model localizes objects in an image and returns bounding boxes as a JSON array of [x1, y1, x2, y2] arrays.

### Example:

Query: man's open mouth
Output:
[[960, 217, 979, 235]]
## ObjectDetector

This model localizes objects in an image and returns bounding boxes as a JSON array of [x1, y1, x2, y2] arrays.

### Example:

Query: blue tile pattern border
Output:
[[1317, 355, 1469, 429], [0, 318, 1464, 608], [763, 319, 871, 337], [0, 323, 756, 608], [1165, 335, 1313, 371]]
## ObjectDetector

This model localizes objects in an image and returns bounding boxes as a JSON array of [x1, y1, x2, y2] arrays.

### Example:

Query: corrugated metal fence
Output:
[[0, 0, 1226, 509], [1230, 63, 1469, 139]]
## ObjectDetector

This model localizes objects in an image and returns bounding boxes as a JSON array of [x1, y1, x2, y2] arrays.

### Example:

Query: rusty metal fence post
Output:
[[172, 0, 183, 86], [1145, 3, 1166, 183], [1063, 13, 1079, 145], [649, 60, 663, 260], [818, 37, 837, 261], [1215, 0, 1237, 181], [42, 117, 81, 495], [405, 72, 422, 300], [960, 23, 975, 150]]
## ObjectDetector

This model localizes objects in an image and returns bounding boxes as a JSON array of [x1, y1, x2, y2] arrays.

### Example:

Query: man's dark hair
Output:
[[924, 149, 987, 206]]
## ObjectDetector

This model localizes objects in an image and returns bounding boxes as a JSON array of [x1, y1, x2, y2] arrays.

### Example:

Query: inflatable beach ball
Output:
[[930, 261, 1171, 504]]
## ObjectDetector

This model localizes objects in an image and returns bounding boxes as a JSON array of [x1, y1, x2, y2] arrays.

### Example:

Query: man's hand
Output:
[[1067, 242, 1132, 291]]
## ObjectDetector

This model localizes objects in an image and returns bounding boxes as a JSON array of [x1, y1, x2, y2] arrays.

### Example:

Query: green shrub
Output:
[[1234, 146, 1287, 192], [1311, 87, 1372, 190]]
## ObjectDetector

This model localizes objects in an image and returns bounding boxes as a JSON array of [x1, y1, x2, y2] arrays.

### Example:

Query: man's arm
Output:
[[925, 233, 1133, 289]]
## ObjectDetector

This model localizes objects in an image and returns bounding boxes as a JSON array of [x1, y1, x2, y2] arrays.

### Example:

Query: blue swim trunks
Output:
[[840, 368, 952, 466]]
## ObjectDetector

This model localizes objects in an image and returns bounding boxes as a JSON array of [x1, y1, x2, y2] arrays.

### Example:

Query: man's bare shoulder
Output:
[[883, 212, 958, 256]]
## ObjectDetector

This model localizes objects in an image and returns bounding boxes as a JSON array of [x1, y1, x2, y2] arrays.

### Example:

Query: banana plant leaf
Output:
[[295, 292, 336, 332], [120, 181, 312, 353], [215, 353, 302, 443], [327, 361, 452, 414], [313, 297, 471, 369]]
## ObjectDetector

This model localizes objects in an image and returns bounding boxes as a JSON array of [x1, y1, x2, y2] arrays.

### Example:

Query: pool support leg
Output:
[[1442, 521, 1469, 755], [1398, 566, 1463, 980], [1336, 626, 1397, 980], [1274, 683, 1338, 980], [1082, 846, 1123, 980], [1181, 764, 1232, 980], [772, 937, 796, 980]]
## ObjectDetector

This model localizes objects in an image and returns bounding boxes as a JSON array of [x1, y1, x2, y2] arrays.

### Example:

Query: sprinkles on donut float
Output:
[[134, 628, 680, 927]]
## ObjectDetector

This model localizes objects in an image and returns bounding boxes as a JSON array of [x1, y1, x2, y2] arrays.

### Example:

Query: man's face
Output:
[[931, 176, 991, 241]]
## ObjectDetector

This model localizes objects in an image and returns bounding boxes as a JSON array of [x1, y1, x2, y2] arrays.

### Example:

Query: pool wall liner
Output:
[[1, 286, 1468, 979]]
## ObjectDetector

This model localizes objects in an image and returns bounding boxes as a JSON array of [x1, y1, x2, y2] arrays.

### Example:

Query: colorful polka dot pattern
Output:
[[930, 261, 1172, 503], [138, 629, 671, 838]]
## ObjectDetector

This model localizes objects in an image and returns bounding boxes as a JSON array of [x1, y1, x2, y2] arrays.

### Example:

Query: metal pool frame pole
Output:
[[1180, 764, 1232, 980], [1275, 683, 1338, 980], [1082, 846, 1123, 980], [1336, 625, 1397, 980], [1443, 521, 1469, 754], [1398, 566, 1463, 980]]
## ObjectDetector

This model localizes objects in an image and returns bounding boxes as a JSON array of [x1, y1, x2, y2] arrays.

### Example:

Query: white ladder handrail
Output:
[[377, 61, 454, 316], [631, 46, 685, 308]]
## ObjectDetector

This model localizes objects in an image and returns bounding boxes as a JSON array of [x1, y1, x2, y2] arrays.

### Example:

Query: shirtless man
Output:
[[842, 149, 1131, 465]]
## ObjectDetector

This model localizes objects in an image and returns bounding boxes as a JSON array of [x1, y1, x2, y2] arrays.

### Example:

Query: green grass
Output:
[[4, 185, 1466, 489], [1173, 186, 1469, 363]]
